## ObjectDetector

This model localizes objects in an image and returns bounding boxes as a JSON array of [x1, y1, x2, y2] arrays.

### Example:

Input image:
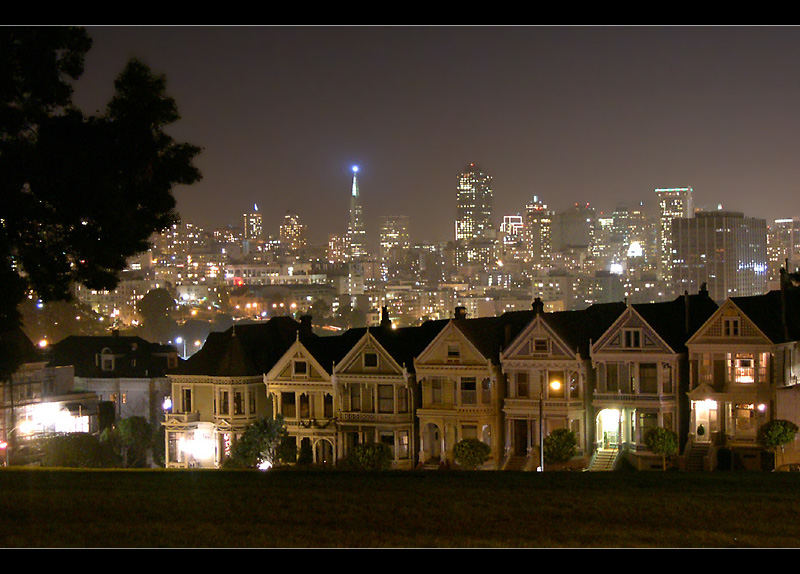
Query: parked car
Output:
[[775, 463, 800, 472]]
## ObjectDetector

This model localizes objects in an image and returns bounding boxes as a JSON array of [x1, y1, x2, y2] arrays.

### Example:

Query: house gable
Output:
[[334, 331, 404, 376], [687, 299, 773, 346], [501, 315, 575, 361], [266, 340, 329, 382], [415, 320, 489, 367], [591, 307, 675, 355]]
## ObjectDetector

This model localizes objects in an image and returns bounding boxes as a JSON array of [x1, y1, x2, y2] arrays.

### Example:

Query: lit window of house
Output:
[[734, 355, 755, 383]]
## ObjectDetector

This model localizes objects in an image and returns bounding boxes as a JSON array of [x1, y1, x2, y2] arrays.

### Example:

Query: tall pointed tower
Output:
[[346, 165, 367, 260]]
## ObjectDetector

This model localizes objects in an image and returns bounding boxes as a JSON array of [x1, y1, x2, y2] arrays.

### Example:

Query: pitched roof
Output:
[[48, 334, 175, 378], [1, 328, 42, 369], [453, 301, 627, 363], [633, 291, 719, 352], [730, 288, 800, 344], [175, 317, 303, 377]]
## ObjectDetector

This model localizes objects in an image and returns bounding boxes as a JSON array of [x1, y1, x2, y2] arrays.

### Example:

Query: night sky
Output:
[[71, 26, 800, 246]]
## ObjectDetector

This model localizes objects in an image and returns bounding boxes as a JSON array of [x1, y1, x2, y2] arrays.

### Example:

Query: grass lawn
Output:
[[1, 467, 800, 548]]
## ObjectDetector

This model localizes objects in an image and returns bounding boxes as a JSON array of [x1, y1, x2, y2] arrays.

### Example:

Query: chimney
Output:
[[532, 297, 544, 315], [454, 306, 467, 320], [380, 306, 392, 330], [504, 323, 512, 347]]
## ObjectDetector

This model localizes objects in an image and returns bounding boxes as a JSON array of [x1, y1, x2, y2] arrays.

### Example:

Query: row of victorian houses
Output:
[[4, 275, 800, 472], [161, 274, 800, 473]]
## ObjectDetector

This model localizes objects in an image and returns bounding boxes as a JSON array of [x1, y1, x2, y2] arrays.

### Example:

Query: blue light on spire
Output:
[[352, 165, 359, 173]]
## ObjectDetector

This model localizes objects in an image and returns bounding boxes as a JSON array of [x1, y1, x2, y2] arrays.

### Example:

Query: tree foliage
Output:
[[41, 433, 116, 468], [225, 416, 288, 469], [100, 416, 155, 468], [343, 442, 393, 471], [543, 428, 577, 464], [759, 419, 799, 468], [644, 426, 679, 470], [453, 438, 491, 470], [0, 27, 201, 379]]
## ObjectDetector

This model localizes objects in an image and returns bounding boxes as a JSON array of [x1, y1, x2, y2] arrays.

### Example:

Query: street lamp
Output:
[[175, 337, 186, 359], [539, 377, 562, 471]]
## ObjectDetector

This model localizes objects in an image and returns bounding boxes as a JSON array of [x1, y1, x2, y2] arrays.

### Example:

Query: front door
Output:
[[513, 419, 528, 456]]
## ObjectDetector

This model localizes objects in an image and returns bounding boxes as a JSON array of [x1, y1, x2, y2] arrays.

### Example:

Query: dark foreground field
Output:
[[1, 468, 800, 548]]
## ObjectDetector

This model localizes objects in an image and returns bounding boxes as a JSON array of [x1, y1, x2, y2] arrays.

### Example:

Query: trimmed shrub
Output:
[[543, 428, 577, 464], [453, 438, 491, 469]]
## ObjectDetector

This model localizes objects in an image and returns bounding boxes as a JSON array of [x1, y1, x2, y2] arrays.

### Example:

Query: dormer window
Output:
[[532, 339, 548, 353], [723, 317, 740, 337], [364, 352, 378, 368], [623, 329, 641, 349], [100, 348, 115, 371], [293, 360, 308, 376], [447, 344, 460, 360]]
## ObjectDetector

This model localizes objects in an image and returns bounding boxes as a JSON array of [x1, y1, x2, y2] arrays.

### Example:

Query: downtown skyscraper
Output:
[[671, 210, 767, 302], [455, 163, 494, 267], [656, 187, 694, 283], [346, 165, 367, 261]]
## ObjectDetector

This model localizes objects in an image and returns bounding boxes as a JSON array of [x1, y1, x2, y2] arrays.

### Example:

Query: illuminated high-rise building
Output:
[[523, 195, 552, 265], [378, 215, 410, 281], [346, 165, 367, 261], [243, 204, 263, 241], [279, 211, 307, 252], [767, 218, 800, 283], [500, 215, 524, 245], [455, 163, 494, 267], [327, 234, 348, 264], [455, 163, 493, 243], [656, 187, 693, 283], [672, 210, 767, 302], [379, 215, 410, 259]]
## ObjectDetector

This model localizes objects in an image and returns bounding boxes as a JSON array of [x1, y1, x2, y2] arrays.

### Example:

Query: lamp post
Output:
[[539, 377, 561, 471], [175, 337, 186, 359]]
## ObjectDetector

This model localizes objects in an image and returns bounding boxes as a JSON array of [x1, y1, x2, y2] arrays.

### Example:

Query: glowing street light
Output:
[[175, 336, 186, 358], [539, 377, 561, 471]]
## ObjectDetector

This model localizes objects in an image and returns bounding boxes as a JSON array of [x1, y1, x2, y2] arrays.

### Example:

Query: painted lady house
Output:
[[331, 311, 446, 469], [589, 289, 718, 470], [413, 307, 507, 469], [263, 324, 347, 466], [500, 298, 625, 471], [163, 317, 301, 468], [686, 284, 800, 470]]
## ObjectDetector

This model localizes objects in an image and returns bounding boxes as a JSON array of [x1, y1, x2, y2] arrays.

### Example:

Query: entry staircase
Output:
[[503, 455, 530, 471], [684, 442, 710, 472], [587, 448, 619, 471]]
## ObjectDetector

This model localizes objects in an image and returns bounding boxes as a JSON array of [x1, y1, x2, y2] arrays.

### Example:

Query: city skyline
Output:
[[71, 26, 800, 244]]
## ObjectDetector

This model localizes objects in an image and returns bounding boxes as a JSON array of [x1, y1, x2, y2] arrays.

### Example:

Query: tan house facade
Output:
[[414, 311, 507, 469], [590, 291, 718, 470], [686, 288, 800, 470]]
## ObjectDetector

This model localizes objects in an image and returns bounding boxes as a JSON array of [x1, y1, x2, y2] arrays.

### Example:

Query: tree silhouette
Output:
[[0, 27, 201, 379]]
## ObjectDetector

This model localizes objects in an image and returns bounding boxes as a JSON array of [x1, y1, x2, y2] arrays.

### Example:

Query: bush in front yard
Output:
[[453, 438, 491, 469]]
